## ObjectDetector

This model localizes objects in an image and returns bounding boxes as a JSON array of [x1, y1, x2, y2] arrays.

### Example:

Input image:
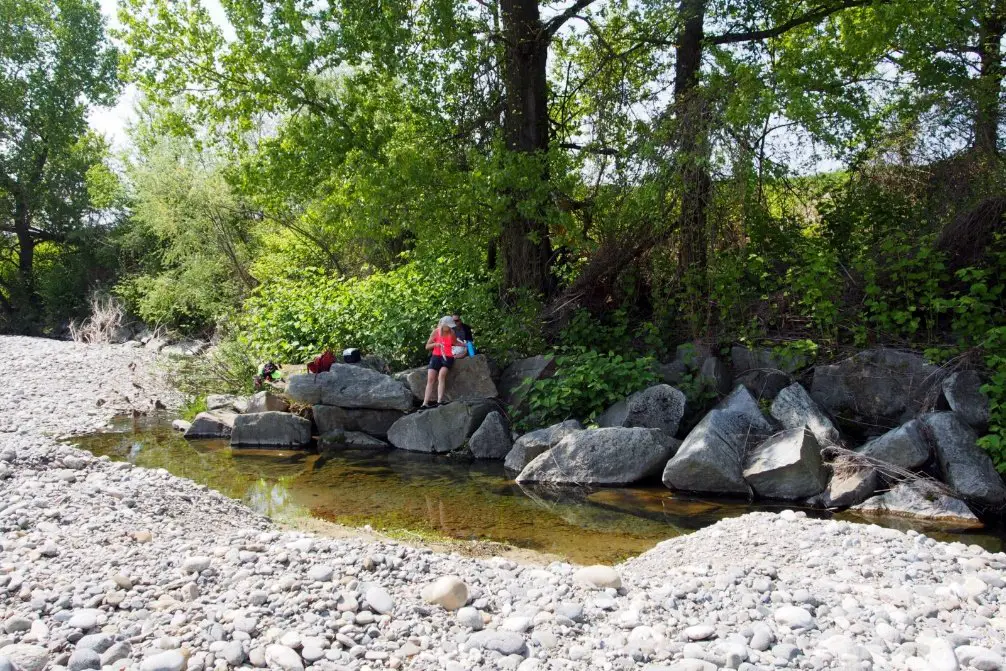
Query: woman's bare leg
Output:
[[437, 367, 449, 403], [423, 368, 437, 405]]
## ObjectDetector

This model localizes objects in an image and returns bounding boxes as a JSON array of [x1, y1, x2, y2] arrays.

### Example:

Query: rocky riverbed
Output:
[[2, 336, 1006, 671]]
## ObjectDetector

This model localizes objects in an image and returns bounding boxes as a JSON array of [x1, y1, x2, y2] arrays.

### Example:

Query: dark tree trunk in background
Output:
[[500, 0, 555, 297], [674, 0, 710, 283], [12, 195, 38, 327], [975, 5, 1005, 155]]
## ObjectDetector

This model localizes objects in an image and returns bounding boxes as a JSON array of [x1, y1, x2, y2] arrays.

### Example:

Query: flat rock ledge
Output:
[[2, 337, 1006, 671]]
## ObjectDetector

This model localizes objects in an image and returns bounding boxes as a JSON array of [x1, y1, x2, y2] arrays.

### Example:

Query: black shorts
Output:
[[428, 356, 454, 371]]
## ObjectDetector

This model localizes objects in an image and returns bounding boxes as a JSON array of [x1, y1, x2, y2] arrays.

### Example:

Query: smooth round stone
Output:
[[182, 556, 211, 573], [139, 649, 186, 671], [279, 632, 302, 650], [421, 576, 469, 611], [76, 634, 113, 654], [572, 565, 622, 590], [773, 606, 814, 630], [685, 625, 716, 641], [3, 616, 31, 634], [457, 607, 484, 631], [365, 586, 394, 615], [306, 565, 334, 582], [220, 642, 244, 666], [502, 616, 532, 633], [556, 602, 584, 622], [67, 610, 101, 630], [0, 645, 48, 671], [301, 647, 325, 663], [467, 630, 527, 656], [265, 645, 303, 671], [68, 649, 101, 671]]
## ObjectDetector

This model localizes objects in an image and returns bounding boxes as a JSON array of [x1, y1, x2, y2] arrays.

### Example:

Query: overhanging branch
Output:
[[710, 0, 881, 45], [543, 0, 599, 39]]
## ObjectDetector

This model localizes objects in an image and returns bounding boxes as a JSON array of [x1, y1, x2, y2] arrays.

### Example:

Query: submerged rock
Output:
[[516, 427, 677, 486], [857, 419, 931, 471], [662, 386, 774, 495], [286, 366, 414, 411], [744, 428, 828, 500], [468, 411, 512, 459], [923, 412, 1006, 505], [851, 482, 981, 527], [504, 420, 583, 473], [230, 412, 311, 448], [312, 405, 403, 438], [386, 400, 492, 453], [597, 384, 686, 437], [183, 412, 235, 440]]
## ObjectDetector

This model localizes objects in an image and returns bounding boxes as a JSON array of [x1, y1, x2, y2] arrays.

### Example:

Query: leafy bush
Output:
[[171, 336, 258, 397], [238, 259, 543, 370], [517, 347, 658, 429]]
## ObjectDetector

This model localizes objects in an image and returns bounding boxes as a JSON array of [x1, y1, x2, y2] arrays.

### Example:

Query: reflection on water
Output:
[[70, 414, 1006, 564]]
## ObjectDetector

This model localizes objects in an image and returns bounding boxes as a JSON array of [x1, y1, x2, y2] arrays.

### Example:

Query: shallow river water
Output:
[[69, 415, 1006, 564]]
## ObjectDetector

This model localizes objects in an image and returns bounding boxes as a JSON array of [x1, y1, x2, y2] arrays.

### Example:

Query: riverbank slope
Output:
[[1, 336, 1005, 670]]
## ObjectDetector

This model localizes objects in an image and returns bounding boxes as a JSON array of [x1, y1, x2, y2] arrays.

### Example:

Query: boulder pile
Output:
[[178, 346, 1001, 529]]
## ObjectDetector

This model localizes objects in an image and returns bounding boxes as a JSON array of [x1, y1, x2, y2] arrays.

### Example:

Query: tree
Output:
[[0, 0, 118, 329]]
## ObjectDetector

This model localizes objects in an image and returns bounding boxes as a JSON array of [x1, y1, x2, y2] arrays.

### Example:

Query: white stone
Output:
[[572, 565, 622, 589], [420, 576, 469, 611]]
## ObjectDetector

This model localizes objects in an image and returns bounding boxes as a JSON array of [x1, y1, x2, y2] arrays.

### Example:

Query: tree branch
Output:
[[543, 0, 598, 39], [710, 0, 880, 45], [558, 141, 619, 156]]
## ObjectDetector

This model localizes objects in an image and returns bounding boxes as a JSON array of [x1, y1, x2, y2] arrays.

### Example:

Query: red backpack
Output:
[[307, 349, 336, 374]]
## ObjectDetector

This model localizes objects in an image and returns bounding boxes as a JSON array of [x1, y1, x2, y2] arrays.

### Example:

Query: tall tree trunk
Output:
[[500, 0, 554, 296], [975, 4, 1005, 154], [13, 195, 38, 329], [674, 0, 710, 280]]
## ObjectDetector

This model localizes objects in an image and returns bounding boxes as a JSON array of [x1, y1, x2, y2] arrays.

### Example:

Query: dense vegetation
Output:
[[3, 0, 1006, 463]]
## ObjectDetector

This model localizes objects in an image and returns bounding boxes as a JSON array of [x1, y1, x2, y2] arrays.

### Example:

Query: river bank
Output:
[[2, 336, 1006, 670]]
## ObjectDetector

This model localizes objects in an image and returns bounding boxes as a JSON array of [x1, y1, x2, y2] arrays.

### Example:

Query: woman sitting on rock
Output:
[[421, 316, 458, 409]]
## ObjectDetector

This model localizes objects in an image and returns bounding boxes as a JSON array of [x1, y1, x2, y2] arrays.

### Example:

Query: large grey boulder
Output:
[[246, 391, 289, 414], [851, 482, 981, 528], [206, 394, 240, 411], [183, 412, 236, 440], [386, 400, 493, 453], [286, 366, 414, 411], [856, 419, 930, 470], [230, 412, 312, 448], [662, 386, 775, 495], [504, 420, 583, 473], [468, 412, 512, 459], [597, 384, 686, 436], [312, 405, 403, 438], [736, 368, 791, 401], [743, 428, 828, 500], [942, 370, 990, 431], [923, 412, 1006, 505], [516, 427, 678, 485], [813, 465, 877, 508], [319, 430, 389, 451], [810, 348, 941, 433], [771, 383, 840, 446], [698, 356, 733, 396], [399, 355, 498, 403], [499, 355, 555, 408]]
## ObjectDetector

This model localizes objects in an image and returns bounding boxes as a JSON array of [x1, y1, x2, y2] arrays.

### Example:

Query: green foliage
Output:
[[559, 309, 667, 359], [114, 131, 259, 334], [0, 0, 119, 331], [518, 347, 658, 430], [239, 258, 542, 370], [171, 336, 258, 398], [979, 327, 1006, 473]]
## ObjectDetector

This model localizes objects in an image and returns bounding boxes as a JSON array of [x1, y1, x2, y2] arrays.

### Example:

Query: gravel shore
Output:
[[2, 336, 1006, 671]]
